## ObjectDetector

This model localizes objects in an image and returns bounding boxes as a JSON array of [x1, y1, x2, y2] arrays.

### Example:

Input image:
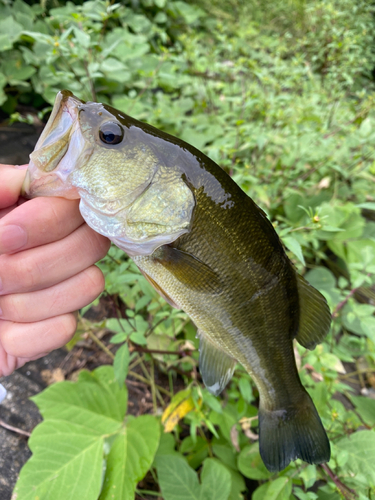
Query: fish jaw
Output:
[[22, 90, 88, 200]]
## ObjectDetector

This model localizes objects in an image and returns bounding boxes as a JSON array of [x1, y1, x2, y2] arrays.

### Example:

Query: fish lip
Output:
[[22, 91, 84, 198]]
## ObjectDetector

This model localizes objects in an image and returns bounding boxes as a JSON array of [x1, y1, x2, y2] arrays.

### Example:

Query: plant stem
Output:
[[320, 464, 357, 500], [332, 274, 371, 318], [0, 419, 31, 437], [150, 359, 157, 413], [86, 329, 115, 360], [128, 370, 170, 396], [132, 345, 195, 356]]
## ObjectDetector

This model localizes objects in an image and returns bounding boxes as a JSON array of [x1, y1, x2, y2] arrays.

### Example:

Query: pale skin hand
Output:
[[0, 164, 111, 377]]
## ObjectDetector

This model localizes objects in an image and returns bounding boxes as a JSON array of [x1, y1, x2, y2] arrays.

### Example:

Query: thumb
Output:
[[0, 164, 28, 209]]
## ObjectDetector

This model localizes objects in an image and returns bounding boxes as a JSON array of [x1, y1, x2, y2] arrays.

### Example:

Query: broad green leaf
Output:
[[79, 365, 128, 417], [305, 267, 336, 292], [73, 27, 90, 48], [0, 33, 12, 51], [13, 429, 103, 500], [200, 458, 231, 500], [106, 317, 133, 334], [336, 430, 375, 484], [156, 454, 201, 500], [113, 343, 130, 387], [294, 487, 318, 500], [32, 366, 127, 433], [349, 396, 375, 426], [99, 416, 160, 500], [264, 477, 292, 500], [154, 432, 179, 458], [283, 235, 306, 265], [238, 376, 253, 403], [0, 16, 23, 44], [237, 443, 272, 480], [225, 466, 246, 500], [300, 464, 317, 489], [212, 439, 238, 470], [209, 405, 237, 442], [253, 482, 270, 500], [319, 353, 345, 373]]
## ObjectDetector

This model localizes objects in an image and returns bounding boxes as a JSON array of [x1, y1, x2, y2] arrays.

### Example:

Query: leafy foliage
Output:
[[4, 0, 375, 498], [13, 366, 161, 500]]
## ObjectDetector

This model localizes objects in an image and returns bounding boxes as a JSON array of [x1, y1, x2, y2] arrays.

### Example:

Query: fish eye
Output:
[[99, 121, 124, 145]]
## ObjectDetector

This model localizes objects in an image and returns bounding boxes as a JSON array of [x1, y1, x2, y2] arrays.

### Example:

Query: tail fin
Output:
[[258, 391, 330, 472]]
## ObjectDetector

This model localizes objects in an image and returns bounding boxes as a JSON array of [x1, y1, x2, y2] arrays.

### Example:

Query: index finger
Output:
[[0, 164, 28, 209], [0, 196, 84, 255]]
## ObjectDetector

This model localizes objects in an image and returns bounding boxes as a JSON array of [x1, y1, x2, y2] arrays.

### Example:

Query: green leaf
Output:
[[237, 443, 272, 480], [305, 267, 336, 292], [156, 454, 201, 500], [99, 416, 160, 500], [336, 430, 375, 484], [13, 425, 104, 500], [0, 16, 23, 45], [130, 330, 148, 345], [238, 377, 253, 403], [212, 439, 238, 470], [253, 482, 270, 500], [200, 458, 231, 500], [73, 27, 90, 48], [263, 477, 292, 500], [357, 202, 375, 211], [283, 236, 306, 265], [319, 353, 346, 373], [32, 366, 127, 433], [113, 343, 130, 387], [106, 317, 132, 334], [300, 464, 317, 489], [350, 396, 375, 426], [0, 33, 12, 51]]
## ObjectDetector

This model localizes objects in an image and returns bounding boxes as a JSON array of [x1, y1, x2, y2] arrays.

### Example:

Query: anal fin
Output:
[[296, 273, 332, 350], [198, 330, 237, 396]]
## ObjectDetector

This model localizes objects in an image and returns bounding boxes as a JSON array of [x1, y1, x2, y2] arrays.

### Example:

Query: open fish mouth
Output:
[[22, 90, 84, 199]]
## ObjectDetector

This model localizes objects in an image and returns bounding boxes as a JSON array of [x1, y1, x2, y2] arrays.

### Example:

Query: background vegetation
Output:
[[1, 0, 375, 498]]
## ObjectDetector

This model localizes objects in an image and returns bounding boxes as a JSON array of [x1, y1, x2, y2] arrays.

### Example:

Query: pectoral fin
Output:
[[198, 331, 237, 396], [295, 274, 332, 350], [154, 245, 222, 295]]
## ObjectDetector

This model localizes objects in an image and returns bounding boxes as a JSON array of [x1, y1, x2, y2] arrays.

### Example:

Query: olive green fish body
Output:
[[23, 90, 331, 472]]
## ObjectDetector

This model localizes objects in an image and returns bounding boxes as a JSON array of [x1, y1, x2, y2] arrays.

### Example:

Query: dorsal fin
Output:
[[198, 330, 237, 396], [296, 274, 332, 350]]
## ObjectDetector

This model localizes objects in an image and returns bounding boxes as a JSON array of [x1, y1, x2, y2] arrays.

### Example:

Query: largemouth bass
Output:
[[23, 90, 331, 472]]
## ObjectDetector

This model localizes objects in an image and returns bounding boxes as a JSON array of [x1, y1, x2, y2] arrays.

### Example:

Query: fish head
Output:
[[23, 90, 195, 256], [23, 90, 158, 203]]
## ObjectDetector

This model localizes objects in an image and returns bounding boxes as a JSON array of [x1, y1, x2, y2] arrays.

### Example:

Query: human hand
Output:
[[0, 164, 111, 377]]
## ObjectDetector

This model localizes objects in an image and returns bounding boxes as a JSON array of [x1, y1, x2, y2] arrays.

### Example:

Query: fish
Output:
[[22, 90, 331, 472]]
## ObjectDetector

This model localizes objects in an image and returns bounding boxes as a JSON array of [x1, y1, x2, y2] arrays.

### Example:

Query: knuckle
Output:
[[0, 295, 22, 322], [17, 255, 42, 290]]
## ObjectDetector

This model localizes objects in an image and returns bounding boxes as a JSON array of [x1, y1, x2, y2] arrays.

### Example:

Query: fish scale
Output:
[[23, 89, 332, 473]]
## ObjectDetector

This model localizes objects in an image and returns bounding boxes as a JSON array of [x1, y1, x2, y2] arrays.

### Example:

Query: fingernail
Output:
[[0, 384, 7, 404], [0, 225, 27, 253]]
